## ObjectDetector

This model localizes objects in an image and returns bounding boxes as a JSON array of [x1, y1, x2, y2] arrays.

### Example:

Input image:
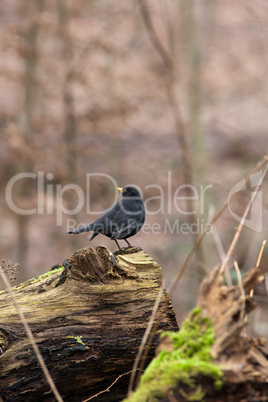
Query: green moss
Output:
[[36, 267, 64, 281], [125, 308, 223, 402], [1, 266, 64, 293], [179, 385, 205, 401]]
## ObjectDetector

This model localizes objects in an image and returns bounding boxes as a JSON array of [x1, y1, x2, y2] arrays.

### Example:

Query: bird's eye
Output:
[[123, 188, 127, 194]]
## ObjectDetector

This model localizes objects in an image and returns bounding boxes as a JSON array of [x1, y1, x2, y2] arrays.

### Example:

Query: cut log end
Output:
[[61, 246, 162, 284]]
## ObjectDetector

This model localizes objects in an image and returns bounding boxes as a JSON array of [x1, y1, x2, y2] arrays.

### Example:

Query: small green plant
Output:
[[0, 266, 64, 294], [125, 307, 223, 402], [66, 335, 85, 346]]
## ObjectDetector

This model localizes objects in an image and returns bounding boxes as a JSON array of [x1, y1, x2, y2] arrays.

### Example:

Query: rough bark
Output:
[[0, 246, 178, 402]]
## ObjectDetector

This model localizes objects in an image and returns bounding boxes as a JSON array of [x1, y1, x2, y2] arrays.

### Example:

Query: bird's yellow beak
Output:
[[117, 187, 123, 192]]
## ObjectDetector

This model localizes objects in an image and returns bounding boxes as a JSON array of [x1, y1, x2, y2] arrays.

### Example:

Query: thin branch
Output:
[[233, 261, 246, 323], [209, 206, 232, 287], [83, 369, 141, 402], [258, 240, 268, 296], [256, 239, 266, 268], [209, 206, 226, 263], [244, 240, 266, 330], [138, 0, 173, 70], [0, 263, 63, 402]]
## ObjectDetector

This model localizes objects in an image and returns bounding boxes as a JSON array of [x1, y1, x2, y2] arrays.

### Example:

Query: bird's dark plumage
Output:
[[67, 186, 145, 249]]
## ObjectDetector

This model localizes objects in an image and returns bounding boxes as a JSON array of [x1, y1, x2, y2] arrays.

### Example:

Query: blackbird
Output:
[[67, 186, 145, 249]]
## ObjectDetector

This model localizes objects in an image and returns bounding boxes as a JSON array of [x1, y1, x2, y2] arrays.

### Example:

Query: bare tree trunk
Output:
[[56, 0, 80, 247], [15, 0, 44, 275], [56, 0, 77, 184], [182, 0, 205, 177], [138, 0, 205, 265]]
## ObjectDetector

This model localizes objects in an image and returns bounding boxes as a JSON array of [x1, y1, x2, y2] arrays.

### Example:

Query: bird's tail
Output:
[[67, 224, 92, 234]]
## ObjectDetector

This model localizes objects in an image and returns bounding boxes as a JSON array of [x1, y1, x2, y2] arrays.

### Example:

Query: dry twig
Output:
[[233, 260, 246, 322], [83, 370, 141, 402]]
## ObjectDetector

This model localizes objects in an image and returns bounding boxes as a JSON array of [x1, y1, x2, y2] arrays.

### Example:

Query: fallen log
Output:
[[0, 246, 178, 402]]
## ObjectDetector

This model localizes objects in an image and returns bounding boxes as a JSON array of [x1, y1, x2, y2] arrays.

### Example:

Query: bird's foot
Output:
[[113, 246, 142, 256]]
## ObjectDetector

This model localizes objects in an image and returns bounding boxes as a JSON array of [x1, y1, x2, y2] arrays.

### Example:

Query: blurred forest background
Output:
[[0, 1, 268, 344]]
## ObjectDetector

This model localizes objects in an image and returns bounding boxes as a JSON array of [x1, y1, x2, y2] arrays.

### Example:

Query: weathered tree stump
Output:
[[0, 246, 178, 402]]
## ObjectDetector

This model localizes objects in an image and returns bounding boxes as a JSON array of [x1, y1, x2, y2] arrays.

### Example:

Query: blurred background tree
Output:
[[0, 0, 267, 345]]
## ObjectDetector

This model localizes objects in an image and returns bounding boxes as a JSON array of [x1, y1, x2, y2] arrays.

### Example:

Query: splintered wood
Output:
[[197, 262, 268, 385]]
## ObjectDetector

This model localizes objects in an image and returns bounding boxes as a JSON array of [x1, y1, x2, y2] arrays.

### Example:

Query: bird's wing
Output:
[[110, 202, 145, 239], [88, 202, 121, 235], [67, 202, 122, 235]]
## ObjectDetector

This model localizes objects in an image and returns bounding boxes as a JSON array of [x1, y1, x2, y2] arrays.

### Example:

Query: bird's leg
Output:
[[115, 239, 121, 250], [124, 239, 132, 248]]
